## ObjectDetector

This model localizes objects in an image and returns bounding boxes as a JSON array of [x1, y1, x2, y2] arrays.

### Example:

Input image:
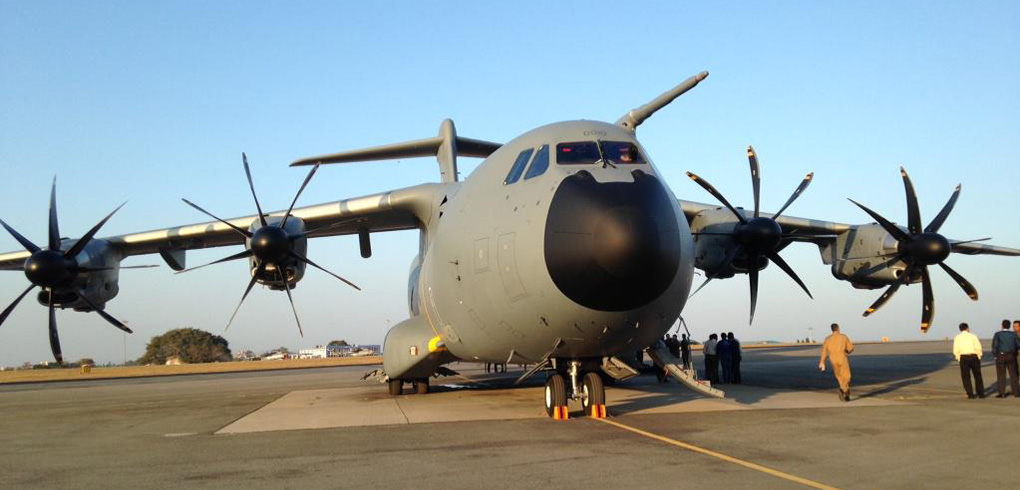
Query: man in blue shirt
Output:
[[991, 319, 1020, 398]]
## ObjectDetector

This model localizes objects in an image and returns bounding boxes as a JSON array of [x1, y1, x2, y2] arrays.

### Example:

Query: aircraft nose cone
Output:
[[545, 171, 681, 311], [592, 206, 659, 278]]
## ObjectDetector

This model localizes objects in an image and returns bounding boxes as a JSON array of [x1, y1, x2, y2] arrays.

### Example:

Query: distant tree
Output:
[[327, 340, 350, 348], [138, 328, 232, 365]]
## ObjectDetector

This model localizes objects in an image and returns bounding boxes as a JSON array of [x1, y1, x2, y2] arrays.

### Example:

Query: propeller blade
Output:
[[181, 199, 253, 238], [748, 253, 759, 325], [64, 202, 126, 259], [764, 251, 812, 299], [176, 249, 253, 274], [688, 276, 713, 298], [747, 146, 761, 218], [920, 266, 934, 332], [119, 265, 160, 269], [242, 153, 268, 228], [48, 177, 61, 251], [863, 280, 904, 317], [48, 290, 63, 365], [773, 172, 814, 219], [0, 284, 35, 329], [848, 198, 912, 243], [281, 164, 320, 229], [0, 218, 40, 253], [289, 252, 361, 291], [951, 237, 991, 248], [900, 167, 922, 235], [282, 278, 304, 337], [938, 262, 978, 301], [225, 262, 267, 331], [686, 172, 748, 224], [77, 294, 132, 333], [925, 184, 961, 233]]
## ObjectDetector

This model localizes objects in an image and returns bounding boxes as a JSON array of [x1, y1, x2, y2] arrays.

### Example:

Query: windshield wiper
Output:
[[594, 139, 616, 169]]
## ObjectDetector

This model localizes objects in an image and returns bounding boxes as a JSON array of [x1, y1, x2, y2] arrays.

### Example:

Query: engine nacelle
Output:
[[690, 208, 769, 277], [35, 238, 121, 311], [826, 224, 908, 289], [246, 216, 308, 290]]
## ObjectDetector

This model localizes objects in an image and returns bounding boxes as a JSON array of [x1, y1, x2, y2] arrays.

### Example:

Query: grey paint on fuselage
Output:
[[416, 121, 694, 364]]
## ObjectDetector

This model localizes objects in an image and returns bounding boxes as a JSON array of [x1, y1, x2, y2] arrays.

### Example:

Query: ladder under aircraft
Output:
[[646, 344, 725, 399]]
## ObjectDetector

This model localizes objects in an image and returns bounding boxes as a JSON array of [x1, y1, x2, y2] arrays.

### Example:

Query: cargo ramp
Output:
[[646, 344, 725, 398]]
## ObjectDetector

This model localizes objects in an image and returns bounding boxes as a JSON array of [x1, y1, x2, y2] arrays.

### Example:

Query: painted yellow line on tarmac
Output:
[[595, 417, 844, 490]]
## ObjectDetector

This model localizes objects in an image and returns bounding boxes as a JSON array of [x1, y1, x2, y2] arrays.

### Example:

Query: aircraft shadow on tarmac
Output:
[[430, 347, 958, 413]]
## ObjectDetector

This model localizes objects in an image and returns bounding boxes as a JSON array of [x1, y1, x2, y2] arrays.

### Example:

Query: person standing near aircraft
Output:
[[729, 332, 742, 384], [680, 334, 692, 370], [819, 323, 854, 401], [953, 323, 985, 399], [704, 334, 719, 384], [718, 333, 733, 383], [991, 319, 1020, 398]]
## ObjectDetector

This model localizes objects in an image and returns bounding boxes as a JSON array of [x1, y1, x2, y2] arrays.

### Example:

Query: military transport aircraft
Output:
[[2, 71, 1018, 418]]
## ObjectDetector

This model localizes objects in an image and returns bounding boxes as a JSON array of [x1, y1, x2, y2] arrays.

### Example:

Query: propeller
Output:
[[179, 153, 359, 336], [687, 146, 815, 324], [849, 167, 979, 332], [0, 178, 132, 365]]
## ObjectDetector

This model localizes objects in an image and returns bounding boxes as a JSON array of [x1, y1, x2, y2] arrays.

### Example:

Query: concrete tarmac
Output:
[[2, 341, 1018, 490]]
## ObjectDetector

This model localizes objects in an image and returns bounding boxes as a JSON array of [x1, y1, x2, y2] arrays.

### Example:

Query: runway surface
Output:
[[2, 341, 1018, 489]]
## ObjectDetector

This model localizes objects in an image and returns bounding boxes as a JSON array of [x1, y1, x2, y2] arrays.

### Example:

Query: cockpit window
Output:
[[523, 145, 550, 180], [503, 148, 534, 185], [556, 141, 645, 165]]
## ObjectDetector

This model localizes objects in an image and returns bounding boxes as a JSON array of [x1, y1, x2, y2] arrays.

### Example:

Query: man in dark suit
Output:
[[992, 319, 1020, 397]]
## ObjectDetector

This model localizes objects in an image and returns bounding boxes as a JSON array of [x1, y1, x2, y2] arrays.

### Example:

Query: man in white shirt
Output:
[[953, 322, 985, 399], [703, 334, 719, 384]]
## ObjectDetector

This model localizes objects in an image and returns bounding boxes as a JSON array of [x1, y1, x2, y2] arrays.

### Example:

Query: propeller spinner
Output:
[[849, 167, 978, 332], [687, 146, 815, 324], [179, 153, 359, 337], [0, 178, 132, 365]]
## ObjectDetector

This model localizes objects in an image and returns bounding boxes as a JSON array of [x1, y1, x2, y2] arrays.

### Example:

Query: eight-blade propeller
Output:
[[0, 178, 132, 365], [849, 167, 979, 332], [687, 146, 815, 324], [179, 153, 359, 337]]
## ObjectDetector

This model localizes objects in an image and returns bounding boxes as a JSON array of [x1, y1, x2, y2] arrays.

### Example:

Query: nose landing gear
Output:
[[544, 360, 608, 420]]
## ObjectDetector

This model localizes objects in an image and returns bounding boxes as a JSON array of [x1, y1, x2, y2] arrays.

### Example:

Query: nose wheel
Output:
[[544, 374, 568, 419], [544, 361, 608, 420], [580, 372, 607, 418]]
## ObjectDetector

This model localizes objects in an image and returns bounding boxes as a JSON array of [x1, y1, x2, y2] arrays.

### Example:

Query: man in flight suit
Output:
[[991, 319, 1020, 397], [819, 323, 854, 402]]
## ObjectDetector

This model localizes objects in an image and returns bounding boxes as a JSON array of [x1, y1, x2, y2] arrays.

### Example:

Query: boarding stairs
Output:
[[646, 344, 725, 399]]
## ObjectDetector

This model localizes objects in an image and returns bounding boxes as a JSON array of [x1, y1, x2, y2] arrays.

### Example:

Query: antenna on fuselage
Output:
[[616, 71, 709, 132]]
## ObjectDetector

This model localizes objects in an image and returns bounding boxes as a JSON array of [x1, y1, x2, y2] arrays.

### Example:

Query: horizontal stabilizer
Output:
[[291, 119, 502, 183], [290, 136, 500, 166]]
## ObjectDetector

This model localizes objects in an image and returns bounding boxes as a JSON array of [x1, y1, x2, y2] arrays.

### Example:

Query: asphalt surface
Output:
[[2, 341, 1018, 490]]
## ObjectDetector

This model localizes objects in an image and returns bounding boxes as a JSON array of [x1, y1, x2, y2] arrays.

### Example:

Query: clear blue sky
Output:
[[1, 1, 1018, 366]]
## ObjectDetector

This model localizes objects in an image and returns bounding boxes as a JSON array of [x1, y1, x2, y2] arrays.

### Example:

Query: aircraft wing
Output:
[[679, 200, 851, 237], [0, 183, 448, 271]]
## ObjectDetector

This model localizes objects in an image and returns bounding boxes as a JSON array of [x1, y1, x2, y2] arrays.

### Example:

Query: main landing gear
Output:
[[544, 360, 608, 420], [387, 378, 429, 396]]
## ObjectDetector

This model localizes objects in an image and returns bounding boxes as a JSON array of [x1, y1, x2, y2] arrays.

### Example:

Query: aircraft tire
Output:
[[413, 378, 429, 395], [581, 372, 605, 417], [388, 379, 402, 396], [544, 374, 567, 418]]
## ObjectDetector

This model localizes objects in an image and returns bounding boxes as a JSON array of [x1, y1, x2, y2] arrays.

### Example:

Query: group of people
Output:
[[702, 332, 742, 385], [953, 320, 1020, 399], [654, 334, 693, 382]]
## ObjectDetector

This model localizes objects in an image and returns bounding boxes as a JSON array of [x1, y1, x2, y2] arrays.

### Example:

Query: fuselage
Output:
[[416, 121, 695, 363]]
